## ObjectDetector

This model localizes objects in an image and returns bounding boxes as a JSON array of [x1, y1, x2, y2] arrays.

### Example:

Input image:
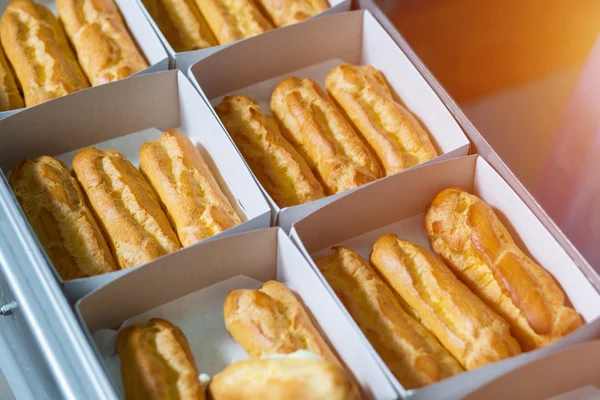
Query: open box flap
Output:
[[461, 340, 600, 400]]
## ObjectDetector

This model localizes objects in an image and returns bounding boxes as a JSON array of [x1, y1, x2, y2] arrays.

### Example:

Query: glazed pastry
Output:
[[117, 318, 205, 400], [141, 0, 217, 52], [0, 0, 89, 106], [139, 130, 241, 247], [209, 356, 360, 400], [326, 64, 438, 175], [254, 0, 329, 27], [424, 187, 583, 350], [72, 147, 181, 269], [215, 95, 325, 208], [0, 45, 24, 111], [193, 0, 273, 45], [315, 247, 463, 389], [370, 234, 521, 370], [9, 156, 117, 280], [224, 280, 340, 366], [57, 0, 148, 86], [271, 77, 382, 195]]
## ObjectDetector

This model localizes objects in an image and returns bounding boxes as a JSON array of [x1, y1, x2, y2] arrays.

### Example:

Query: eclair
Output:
[[193, 0, 273, 44], [224, 281, 340, 367], [141, 0, 217, 52], [254, 0, 329, 27], [72, 147, 181, 269], [9, 156, 117, 280], [271, 77, 382, 195], [209, 357, 360, 400], [370, 234, 521, 370], [57, 0, 149, 86], [424, 187, 583, 350], [0, 0, 89, 106], [215, 95, 325, 208], [117, 318, 205, 400], [315, 247, 463, 389], [139, 130, 241, 247], [0, 45, 24, 111], [326, 64, 438, 175]]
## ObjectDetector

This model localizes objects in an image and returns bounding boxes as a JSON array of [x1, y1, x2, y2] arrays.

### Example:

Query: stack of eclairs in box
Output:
[[216, 63, 439, 207], [141, 0, 329, 51], [1, 0, 586, 397], [315, 187, 582, 389], [0, 0, 148, 111]]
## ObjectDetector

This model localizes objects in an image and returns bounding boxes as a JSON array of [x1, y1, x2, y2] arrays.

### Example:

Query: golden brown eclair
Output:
[[209, 357, 360, 400], [72, 147, 181, 269], [193, 0, 273, 45], [370, 234, 521, 370], [254, 0, 328, 27], [0, 0, 89, 107], [326, 64, 438, 175], [9, 156, 117, 280], [424, 187, 583, 350], [0, 45, 24, 111], [224, 281, 340, 366], [139, 130, 241, 247], [271, 77, 382, 195], [141, 0, 217, 52], [315, 247, 463, 389], [56, 0, 148, 86], [215, 95, 325, 208], [117, 318, 205, 400]]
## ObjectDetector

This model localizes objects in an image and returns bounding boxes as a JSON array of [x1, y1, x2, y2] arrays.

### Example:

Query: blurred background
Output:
[[382, 0, 600, 267]]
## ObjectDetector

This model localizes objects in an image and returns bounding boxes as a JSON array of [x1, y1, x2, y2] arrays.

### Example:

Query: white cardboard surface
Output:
[[0, 0, 168, 120], [461, 340, 600, 400], [76, 228, 398, 400], [188, 10, 470, 231], [133, 0, 350, 71], [290, 155, 600, 399], [0, 70, 271, 301]]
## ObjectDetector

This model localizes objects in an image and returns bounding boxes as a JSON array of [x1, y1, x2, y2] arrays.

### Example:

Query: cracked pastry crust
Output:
[[141, 0, 217, 52], [424, 187, 583, 351], [315, 247, 463, 389], [326, 64, 438, 175], [224, 280, 340, 367], [0, 0, 89, 107], [215, 95, 325, 208], [117, 318, 206, 400], [209, 357, 360, 400], [370, 234, 521, 370], [254, 0, 328, 27], [72, 147, 180, 269], [271, 77, 382, 195], [139, 130, 241, 247], [193, 0, 273, 45], [56, 0, 148, 86], [9, 156, 117, 280], [0, 45, 24, 111]]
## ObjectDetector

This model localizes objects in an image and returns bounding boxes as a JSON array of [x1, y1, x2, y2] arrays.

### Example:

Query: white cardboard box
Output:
[[75, 228, 399, 400], [134, 0, 351, 72], [462, 340, 600, 400], [290, 155, 600, 399], [188, 10, 471, 231], [0, 70, 271, 301], [0, 0, 169, 120]]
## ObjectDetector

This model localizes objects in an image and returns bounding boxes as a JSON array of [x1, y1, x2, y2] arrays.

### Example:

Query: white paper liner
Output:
[[92, 275, 262, 397]]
